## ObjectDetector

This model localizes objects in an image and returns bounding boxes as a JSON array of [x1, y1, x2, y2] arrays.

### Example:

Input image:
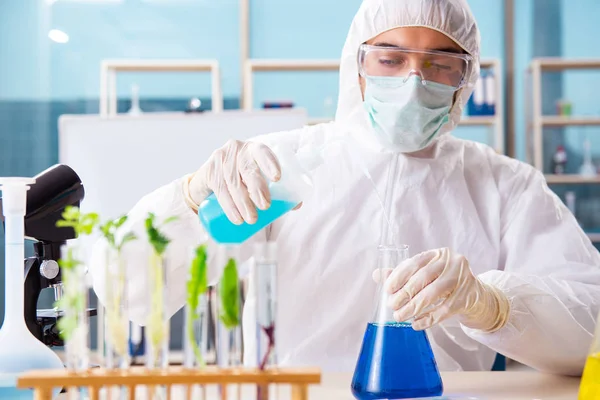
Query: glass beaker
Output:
[[579, 310, 600, 399], [351, 245, 443, 400], [198, 144, 321, 244]]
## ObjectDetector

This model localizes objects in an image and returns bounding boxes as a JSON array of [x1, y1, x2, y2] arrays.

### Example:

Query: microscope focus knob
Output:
[[40, 260, 60, 280]]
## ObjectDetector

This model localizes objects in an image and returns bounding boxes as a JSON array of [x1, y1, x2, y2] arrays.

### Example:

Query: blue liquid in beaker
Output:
[[199, 194, 297, 244], [351, 322, 443, 399]]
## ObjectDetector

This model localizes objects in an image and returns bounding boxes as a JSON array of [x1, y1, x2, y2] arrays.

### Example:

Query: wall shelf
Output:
[[99, 59, 223, 117], [541, 116, 600, 127], [527, 58, 600, 170], [530, 58, 600, 71], [459, 116, 498, 126], [545, 174, 600, 184], [243, 59, 339, 112]]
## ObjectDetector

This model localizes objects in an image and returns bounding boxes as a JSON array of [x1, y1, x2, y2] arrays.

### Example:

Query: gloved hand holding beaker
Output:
[[378, 248, 511, 332], [184, 140, 283, 224]]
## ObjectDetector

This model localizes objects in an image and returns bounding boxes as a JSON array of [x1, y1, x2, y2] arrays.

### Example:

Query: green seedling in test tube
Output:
[[144, 213, 177, 364], [186, 244, 208, 364], [99, 215, 137, 359], [55, 206, 100, 341], [219, 257, 240, 329]]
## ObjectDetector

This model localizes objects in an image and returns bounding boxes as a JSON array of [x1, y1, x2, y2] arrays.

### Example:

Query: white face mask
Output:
[[363, 75, 457, 153]]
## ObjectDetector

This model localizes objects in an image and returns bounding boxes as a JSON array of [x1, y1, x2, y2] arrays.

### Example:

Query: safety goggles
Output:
[[358, 44, 473, 88]]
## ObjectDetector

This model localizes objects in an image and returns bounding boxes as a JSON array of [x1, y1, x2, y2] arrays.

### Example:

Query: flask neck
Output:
[[372, 245, 409, 324]]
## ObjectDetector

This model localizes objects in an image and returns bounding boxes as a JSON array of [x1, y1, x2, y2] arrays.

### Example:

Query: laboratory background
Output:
[[1, 0, 600, 398]]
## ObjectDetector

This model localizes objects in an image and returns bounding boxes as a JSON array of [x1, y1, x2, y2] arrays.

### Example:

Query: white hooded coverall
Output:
[[90, 0, 600, 375]]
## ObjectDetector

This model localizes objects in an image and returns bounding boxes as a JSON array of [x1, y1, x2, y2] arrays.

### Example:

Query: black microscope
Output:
[[0, 164, 95, 347]]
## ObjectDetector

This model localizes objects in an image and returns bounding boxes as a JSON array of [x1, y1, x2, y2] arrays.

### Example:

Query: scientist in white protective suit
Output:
[[91, 0, 600, 374]]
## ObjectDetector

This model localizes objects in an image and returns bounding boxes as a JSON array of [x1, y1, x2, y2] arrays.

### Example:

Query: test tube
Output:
[[253, 242, 278, 369], [183, 244, 209, 400], [254, 242, 278, 400], [60, 243, 90, 373], [144, 249, 170, 400], [216, 245, 243, 400], [104, 245, 130, 370]]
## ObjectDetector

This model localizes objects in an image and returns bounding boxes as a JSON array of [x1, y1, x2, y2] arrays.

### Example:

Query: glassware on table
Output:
[[144, 249, 170, 400], [351, 245, 443, 400], [217, 245, 243, 400], [104, 246, 130, 370], [253, 242, 279, 400], [182, 244, 210, 400]]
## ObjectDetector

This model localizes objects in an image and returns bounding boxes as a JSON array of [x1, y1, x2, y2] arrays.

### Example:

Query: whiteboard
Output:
[[58, 109, 308, 221]]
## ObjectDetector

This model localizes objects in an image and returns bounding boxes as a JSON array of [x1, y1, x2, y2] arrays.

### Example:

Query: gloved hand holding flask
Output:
[[184, 140, 316, 244], [185, 140, 282, 224], [377, 248, 510, 332]]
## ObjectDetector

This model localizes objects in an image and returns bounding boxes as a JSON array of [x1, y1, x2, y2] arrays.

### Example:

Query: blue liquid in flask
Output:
[[351, 322, 443, 399], [199, 193, 297, 244]]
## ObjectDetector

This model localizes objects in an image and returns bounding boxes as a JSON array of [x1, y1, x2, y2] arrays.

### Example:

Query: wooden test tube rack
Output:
[[17, 366, 322, 400]]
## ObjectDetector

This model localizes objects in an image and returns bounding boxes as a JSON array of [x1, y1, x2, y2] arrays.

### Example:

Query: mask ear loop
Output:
[[448, 87, 463, 114]]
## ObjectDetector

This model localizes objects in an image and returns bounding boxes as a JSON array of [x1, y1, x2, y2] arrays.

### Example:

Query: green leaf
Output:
[[99, 215, 137, 251], [185, 244, 208, 365], [144, 213, 175, 255], [115, 215, 128, 228], [56, 206, 100, 238], [218, 257, 240, 329]]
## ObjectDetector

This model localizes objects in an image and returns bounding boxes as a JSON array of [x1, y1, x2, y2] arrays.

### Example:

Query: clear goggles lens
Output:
[[358, 44, 472, 88]]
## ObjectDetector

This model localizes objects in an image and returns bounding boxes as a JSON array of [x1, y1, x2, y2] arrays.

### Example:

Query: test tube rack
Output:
[[17, 366, 321, 400]]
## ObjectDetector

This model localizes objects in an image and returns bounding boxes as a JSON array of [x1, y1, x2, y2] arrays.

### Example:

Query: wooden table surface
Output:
[[309, 371, 581, 400], [53, 371, 581, 399]]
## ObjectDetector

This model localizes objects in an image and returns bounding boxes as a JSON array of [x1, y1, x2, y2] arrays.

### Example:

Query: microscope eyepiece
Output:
[[0, 164, 85, 245]]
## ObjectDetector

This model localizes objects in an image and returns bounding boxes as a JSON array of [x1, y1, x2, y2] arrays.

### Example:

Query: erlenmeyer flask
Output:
[[579, 310, 600, 399], [351, 245, 443, 400]]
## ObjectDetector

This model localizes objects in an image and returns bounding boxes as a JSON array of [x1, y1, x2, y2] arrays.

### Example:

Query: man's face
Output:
[[358, 27, 464, 97]]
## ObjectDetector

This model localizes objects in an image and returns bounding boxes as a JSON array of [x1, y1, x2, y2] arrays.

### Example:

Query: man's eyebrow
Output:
[[371, 42, 463, 54], [372, 41, 402, 48]]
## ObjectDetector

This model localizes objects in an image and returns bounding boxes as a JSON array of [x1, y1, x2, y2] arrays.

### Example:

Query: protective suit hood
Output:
[[335, 0, 481, 152]]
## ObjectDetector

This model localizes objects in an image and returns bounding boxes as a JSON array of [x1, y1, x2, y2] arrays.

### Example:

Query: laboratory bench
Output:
[[48, 370, 579, 399], [314, 371, 580, 400], [48, 352, 581, 399]]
